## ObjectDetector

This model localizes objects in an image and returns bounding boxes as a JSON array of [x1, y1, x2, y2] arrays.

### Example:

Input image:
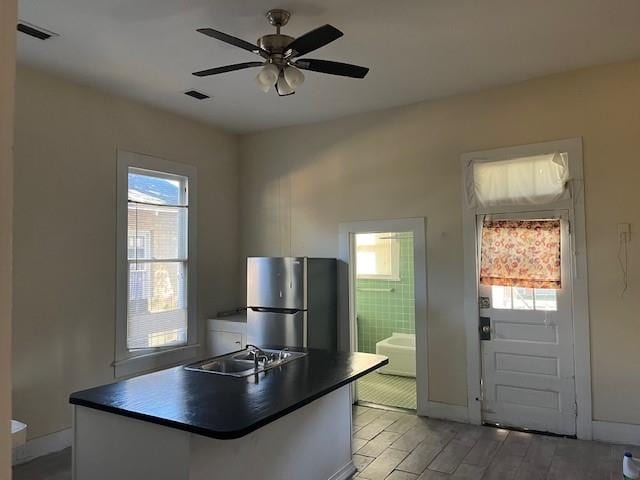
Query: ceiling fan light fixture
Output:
[[255, 75, 272, 93], [276, 72, 295, 96], [283, 66, 304, 90], [256, 63, 279, 92]]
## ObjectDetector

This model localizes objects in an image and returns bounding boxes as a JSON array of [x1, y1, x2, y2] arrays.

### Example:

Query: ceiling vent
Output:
[[17, 21, 58, 40], [184, 90, 210, 100]]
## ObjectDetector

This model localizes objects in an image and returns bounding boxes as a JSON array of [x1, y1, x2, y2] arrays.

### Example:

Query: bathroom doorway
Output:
[[354, 231, 417, 410], [339, 218, 427, 414]]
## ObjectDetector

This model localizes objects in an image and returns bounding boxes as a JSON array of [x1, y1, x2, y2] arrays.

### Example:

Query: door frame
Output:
[[461, 138, 592, 439], [338, 218, 428, 415]]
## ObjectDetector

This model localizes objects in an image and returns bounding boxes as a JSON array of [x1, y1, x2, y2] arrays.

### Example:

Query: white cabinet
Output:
[[206, 316, 247, 357], [207, 330, 244, 357]]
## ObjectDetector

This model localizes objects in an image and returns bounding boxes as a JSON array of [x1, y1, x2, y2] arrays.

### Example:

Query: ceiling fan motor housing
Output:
[[257, 34, 295, 56]]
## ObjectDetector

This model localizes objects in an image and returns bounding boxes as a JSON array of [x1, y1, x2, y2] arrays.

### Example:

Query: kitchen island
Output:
[[69, 348, 387, 480]]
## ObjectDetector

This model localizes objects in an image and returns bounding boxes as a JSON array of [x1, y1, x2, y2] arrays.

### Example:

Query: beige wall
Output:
[[13, 65, 242, 440], [240, 61, 640, 424], [1, 0, 17, 474]]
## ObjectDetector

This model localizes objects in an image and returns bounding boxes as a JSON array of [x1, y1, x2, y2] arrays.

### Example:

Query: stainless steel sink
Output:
[[185, 347, 307, 377]]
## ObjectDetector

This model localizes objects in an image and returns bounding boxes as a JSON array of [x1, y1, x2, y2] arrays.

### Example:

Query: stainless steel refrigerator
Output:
[[246, 257, 337, 350]]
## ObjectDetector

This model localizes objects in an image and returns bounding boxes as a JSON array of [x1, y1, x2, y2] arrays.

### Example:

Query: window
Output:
[[356, 233, 400, 280], [116, 151, 197, 377], [127, 168, 188, 349], [466, 152, 569, 207]]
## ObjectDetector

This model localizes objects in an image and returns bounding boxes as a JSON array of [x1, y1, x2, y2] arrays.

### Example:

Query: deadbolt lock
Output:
[[479, 316, 491, 340]]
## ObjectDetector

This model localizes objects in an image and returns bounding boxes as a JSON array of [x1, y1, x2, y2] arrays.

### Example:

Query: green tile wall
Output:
[[356, 234, 415, 354]]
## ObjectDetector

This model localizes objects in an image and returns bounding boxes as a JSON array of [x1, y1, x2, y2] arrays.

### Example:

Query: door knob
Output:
[[479, 316, 491, 340]]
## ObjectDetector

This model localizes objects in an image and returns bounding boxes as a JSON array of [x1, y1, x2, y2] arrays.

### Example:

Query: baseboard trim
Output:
[[424, 401, 469, 423], [12, 427, 72, 465], [593, 420, 640, 446], [329, 461, 356, 480]]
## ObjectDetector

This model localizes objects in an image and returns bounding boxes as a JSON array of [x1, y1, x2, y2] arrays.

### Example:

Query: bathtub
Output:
[[375, 333, 416, 377]]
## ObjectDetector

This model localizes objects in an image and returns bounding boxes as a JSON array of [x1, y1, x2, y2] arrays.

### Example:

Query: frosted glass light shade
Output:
[[276, 74, 295, 96], [255, 63, 279, 92], [283, 66, 304, 89]]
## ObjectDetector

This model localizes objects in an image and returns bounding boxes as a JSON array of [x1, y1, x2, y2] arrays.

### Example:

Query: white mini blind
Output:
[[127, 168, 189, 350], [466, 152, 570, 207]]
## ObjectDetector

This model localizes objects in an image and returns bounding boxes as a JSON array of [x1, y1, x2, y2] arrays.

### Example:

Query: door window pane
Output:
[[491, 286, 512, 309], [513, 287, 534, 310], [534, 289, 558, 311], [491, 286, 557, 311]]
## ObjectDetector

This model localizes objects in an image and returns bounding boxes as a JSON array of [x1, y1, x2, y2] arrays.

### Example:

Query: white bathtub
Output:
[[375, 333, 416, 378]]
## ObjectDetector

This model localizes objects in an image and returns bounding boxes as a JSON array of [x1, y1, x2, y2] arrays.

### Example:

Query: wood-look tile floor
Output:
[[352, 405, 630, 480], [12, 405, 634, 480]]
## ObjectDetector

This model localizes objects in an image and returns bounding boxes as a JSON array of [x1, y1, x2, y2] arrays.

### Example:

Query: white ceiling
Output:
[[17, 0, 640, 133]]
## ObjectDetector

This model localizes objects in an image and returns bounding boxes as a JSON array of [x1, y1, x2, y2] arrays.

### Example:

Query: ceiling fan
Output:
[[192, 9, 370, 96]]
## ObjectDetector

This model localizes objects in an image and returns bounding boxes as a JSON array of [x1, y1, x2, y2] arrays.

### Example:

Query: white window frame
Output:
[[356, 233, 401, 281], [114, 150, 199, 378], [461, 138, 592, 440]]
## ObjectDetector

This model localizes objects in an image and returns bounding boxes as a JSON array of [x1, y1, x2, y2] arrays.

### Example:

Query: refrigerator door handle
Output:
[[249, 307, 302, 314]]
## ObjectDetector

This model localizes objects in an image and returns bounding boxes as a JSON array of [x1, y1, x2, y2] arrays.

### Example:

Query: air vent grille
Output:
[[184, 90, 210, 100], [17, 21, 58, 40]]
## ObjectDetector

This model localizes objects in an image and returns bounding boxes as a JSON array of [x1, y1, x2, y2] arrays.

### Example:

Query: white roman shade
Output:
[[466, 152, 570, 208]]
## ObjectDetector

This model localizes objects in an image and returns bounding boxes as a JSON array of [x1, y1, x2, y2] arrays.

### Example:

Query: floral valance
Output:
[[480, 219, 562, 289]]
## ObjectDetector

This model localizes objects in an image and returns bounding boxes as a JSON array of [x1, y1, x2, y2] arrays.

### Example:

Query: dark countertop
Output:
[[69, 349, 387, 440]]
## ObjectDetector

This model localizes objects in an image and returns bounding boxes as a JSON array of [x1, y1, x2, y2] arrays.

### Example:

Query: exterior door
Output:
[[479, 212, 576, 435]]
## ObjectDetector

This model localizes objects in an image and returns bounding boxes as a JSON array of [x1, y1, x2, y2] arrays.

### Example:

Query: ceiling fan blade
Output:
[[286, 24, 343, 57], [295, 59, 369, 79], [193, 62, 263, 77], [197, 28, 268, 57]]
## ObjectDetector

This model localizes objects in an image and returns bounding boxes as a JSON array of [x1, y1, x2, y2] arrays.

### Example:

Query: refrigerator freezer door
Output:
[[247, 257, 307, 310], [247, 309, 307, 348]]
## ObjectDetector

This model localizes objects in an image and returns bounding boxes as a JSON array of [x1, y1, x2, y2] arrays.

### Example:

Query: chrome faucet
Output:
[[246, 344, 269, 370], [278, 347, 290, 361]]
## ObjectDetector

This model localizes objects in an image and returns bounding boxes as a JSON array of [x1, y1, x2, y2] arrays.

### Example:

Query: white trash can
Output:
[[11, 420, 27, 464]]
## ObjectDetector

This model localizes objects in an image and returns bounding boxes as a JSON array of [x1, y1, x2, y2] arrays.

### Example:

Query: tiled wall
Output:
[[356, 234, 415, 353]]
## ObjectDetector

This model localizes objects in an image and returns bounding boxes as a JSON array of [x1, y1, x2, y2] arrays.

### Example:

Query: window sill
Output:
[[113, 343, 201, 378]]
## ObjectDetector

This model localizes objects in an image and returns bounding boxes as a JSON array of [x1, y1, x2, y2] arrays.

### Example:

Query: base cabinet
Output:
[[206, 330, 244, 356], [206, 317, 247, 357], [72, 386, 355, 480]]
